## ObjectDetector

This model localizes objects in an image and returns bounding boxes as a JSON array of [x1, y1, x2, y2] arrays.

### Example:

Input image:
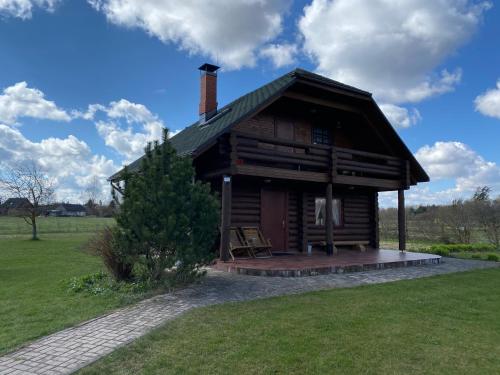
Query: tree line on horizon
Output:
[[380, 186, 500, 247]]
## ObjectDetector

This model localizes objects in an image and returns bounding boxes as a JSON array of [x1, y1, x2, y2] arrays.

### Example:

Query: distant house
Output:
[[48, 204, 87, 217], [0, 198, 31, 215]]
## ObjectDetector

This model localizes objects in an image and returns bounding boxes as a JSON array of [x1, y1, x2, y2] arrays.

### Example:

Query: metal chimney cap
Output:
[[198, 63, 220, 73]]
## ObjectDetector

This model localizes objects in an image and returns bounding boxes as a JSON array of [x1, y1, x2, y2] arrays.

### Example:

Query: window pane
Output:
[[315, 198, 326, 225], [312, 126, 331, 145]]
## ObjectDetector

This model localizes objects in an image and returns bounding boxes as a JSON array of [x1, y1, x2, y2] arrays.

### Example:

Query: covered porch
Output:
[[214, 249, 441, 277], [207, 126, 415, 264]]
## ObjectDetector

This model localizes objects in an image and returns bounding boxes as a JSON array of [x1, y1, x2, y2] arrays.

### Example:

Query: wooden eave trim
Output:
[[282, 91, 361, 114], [295, 78, 372, 101]]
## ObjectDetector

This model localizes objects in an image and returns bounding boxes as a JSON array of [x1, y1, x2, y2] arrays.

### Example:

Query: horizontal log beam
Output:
[[336, 159, 400, 173], [237, 144, 329, 163], [234, 165, 329, 183], [334, 146, 402, 161], [237, 151, 328, 168], [335, 175, 403, 189]]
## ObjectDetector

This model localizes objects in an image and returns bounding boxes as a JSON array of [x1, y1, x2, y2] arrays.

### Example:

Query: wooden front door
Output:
[[261, 189, 288, 251]]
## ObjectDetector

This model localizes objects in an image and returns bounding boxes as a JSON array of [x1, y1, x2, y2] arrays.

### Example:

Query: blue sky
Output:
[[0, 0, 499, 206]]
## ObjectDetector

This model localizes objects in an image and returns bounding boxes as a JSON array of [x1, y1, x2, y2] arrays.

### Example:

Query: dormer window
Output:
[[312, 126, 331, 145]]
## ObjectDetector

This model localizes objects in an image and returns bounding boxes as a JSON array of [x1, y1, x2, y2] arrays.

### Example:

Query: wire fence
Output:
[[0, 217, 115, 236]]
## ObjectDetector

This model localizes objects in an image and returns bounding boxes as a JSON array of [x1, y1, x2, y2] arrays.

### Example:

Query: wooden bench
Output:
[[310, 240, 370, 252], [334, 240, 370, 252]]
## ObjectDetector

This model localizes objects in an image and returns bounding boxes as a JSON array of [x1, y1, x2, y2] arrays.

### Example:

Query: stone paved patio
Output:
[[0, 258, 498, 375]]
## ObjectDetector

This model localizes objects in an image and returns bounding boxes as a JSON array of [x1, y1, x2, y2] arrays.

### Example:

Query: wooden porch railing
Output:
[[228, 131, 407, 186], [232, 132, 331, 173], [335, 147, 405, 180]]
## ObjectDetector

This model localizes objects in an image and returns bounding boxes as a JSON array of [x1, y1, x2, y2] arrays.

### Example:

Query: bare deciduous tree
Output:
[[0, 162, 54, 240], [472, 186, 500, 247], [379, 185, 500, 246], [84, 176, 101, 206]]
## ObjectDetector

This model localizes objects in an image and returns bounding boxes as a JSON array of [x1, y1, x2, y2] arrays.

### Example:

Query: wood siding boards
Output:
[[233, 114, 275, 138]]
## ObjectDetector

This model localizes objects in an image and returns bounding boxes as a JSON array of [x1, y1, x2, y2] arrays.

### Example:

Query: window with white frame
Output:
[[314, 197, 343, 226]]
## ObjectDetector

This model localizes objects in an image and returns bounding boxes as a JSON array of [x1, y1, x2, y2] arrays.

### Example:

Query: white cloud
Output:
[[88, 0, 290, 70], [0, 124, 117, 203], [0, 82, 71, 125], [0, 81, 168, 202], [299, 0, 490, 104], [380, 141, 500, 207], [379, 104, 421, 128], [84, 99, 164, 162], [260, 43, 298, 68], [0, 0, 60, 19], [474, 80, 500, 119], [415, 141, 487, 180]]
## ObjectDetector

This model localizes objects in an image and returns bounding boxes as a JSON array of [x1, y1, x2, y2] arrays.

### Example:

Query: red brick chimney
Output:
[[198, 63, 220, 122]]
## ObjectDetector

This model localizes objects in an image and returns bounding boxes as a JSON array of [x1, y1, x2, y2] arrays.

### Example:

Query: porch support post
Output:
[[398, 188, 406, 251], [373, 191, 380, 249], [325, 183, 335, 255], [220, 175, 232, 261]]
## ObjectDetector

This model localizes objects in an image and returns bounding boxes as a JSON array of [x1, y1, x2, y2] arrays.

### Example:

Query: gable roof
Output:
[[1, 197, 30, 209], [110, 68, 428, 183]]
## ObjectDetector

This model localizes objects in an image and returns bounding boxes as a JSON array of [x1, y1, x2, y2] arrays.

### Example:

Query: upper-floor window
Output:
[[314, 197, 343, 227], [312, 126, 331, 145]]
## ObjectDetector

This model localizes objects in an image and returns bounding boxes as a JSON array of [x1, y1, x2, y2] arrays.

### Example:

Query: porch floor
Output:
[[213, 249, 441, 277]]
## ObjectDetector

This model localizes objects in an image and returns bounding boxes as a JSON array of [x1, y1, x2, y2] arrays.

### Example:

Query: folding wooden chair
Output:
[[240, 227, 273, 258], [229, 227, 254, 260]]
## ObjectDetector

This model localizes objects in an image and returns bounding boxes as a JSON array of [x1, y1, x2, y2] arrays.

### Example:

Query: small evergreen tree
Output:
[[114, 129, 219, 282]]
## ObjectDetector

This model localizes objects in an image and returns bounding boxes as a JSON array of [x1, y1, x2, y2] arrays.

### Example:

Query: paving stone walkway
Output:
[[0, 258, 498, 375]]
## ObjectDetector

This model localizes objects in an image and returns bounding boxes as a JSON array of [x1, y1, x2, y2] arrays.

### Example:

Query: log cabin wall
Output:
[[230, 178, 299, 250], [231, 181, 261, 228], [229, 177, 378, 252]]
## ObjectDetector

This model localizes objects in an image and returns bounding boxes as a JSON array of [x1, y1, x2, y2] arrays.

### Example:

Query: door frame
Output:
[[260, 187, 289, 251]]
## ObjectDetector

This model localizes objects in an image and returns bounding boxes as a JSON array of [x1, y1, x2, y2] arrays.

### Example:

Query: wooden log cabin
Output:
[[110, 64, 429, 261]]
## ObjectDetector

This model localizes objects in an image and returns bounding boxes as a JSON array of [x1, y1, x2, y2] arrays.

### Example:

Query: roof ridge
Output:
[[292, 68, 372, 96]]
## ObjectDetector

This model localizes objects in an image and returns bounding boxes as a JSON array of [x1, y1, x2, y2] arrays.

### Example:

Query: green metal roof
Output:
[[110, 68, 431, 184], [110, 69, 373, 181]]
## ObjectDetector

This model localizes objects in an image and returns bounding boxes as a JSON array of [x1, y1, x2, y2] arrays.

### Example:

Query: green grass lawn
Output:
[[79, 268, 500, 375], [0, 216, 129, 354], [0, 233, 131, 354]]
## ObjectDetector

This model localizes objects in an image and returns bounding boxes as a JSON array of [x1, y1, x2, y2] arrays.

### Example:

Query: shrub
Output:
[[67, 272, 110, 295], [429, 243, 496, 253], [66, 272, 149, 296], [113, 129, 220, 284], [85, 227, 134, 281], [486, 254, 499, 262], [471, 254, 482, 260]]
